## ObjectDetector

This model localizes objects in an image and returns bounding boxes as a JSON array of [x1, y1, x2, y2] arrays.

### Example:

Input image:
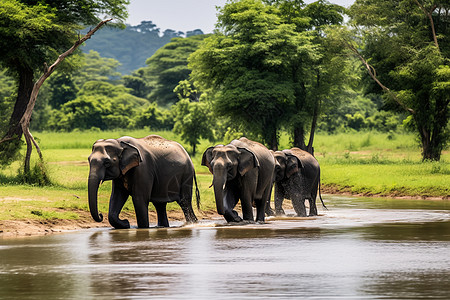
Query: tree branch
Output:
[[345, 42, 415, 115], [413, 0, 440, 51], [18, 18, 112, 172]]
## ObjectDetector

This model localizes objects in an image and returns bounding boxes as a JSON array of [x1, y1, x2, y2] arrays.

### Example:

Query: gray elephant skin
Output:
[[202, 137, 275, 223], [88, 135, 199, 229], [270, 148, 326, 217]]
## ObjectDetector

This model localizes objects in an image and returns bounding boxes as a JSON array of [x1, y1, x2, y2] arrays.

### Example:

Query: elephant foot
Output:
[[224, 210, 243, 223], [109, 217, 131, 229], [265, 208, 275, 216], [295, 213, 307, 217], [275, 209, 286, 216]]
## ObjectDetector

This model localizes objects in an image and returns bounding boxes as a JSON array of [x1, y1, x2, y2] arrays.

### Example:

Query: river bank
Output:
[[0, 209, 220, 238], [2, 190, 449, 238]]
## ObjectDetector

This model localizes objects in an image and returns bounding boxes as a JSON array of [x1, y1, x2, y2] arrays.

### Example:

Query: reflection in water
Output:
[[1, 196, 450, 299]]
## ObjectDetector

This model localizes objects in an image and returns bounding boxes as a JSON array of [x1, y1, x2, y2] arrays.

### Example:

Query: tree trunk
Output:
[[267, 125, 278, 151], [293, 126, 306, 151], [3, 64, 34, 141], [0, 19, 112, 174], [420, 126, 441, 161]]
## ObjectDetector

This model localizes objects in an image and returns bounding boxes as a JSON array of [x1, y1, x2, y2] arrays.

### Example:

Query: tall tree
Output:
[[172, 80, 214, 155], [0, 0, 128, 165], [143, 35, 208, 107], [266, 0, 347, 152], [349, 0, 450, 161], [189, 0, 316, 149]]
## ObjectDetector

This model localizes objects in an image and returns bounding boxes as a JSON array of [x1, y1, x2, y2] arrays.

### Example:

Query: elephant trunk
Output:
[[213, 164, 227, 215], [88, 167, 105, 223]]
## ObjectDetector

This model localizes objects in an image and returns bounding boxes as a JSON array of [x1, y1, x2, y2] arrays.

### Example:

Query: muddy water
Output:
[[1, 196, 450, 299]]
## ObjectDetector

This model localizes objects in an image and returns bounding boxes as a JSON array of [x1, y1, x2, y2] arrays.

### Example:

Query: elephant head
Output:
[[272, 150, 303, 182], [88, 139, 142, 223], [201, 144, 259, 215]]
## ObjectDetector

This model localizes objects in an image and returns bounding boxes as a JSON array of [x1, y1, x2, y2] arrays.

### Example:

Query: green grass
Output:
[[0, 130, 448, 222]]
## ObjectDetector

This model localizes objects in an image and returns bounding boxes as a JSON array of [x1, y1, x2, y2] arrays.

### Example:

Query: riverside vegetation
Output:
[[0, 130, 448, 233]]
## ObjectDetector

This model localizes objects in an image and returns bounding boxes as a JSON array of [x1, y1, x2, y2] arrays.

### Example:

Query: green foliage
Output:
[[0, 0, 129, 169], [82, 21, 203, 74], [143, 35, 208, 106], [349, 0, 450, 160], [190, 0, 322, 149], [135, 103, 173, 130], [17, 159, 51, 186], [0, 69, 15, 133], [172, 82, 214, 155]]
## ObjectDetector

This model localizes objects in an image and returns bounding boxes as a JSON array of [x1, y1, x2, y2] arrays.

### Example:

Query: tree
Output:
[[0, 0, 128, 165], [143, 35, 208, 106], [348, 0, 450, 161], [189, 0, 317, 150], [172, 80, 214, 155], [266, 0, 347, 152]]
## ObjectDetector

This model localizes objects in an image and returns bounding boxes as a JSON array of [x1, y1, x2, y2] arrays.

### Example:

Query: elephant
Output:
[[268, 147, 326, 217], [202, 137, 275, 223], [88, 135, 199, 229]]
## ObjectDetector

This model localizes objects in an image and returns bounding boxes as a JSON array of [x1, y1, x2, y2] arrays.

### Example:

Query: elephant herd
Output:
[[88, 135, 326, 229]]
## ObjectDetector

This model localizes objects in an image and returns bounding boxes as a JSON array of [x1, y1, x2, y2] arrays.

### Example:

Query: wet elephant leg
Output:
[[154, 202, 169, 227], [308, 178, 319, 216], [177, 176, 197, 223], [292, 196, 307, 217], [223, 183, 242, 223], [132, 194, 150, 228], [108, 182, 131, 229], [274, 184, 286, 216], [256, 184, 272, 222], [177, 197, 197, 223], [241, 184, 255, 222]]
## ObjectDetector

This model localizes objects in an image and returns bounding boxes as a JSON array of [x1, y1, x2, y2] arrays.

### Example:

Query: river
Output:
[[1, 196, 450, 299]]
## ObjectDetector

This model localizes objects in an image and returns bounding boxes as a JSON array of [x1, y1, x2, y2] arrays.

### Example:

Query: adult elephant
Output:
[[269, 148, 326, 217], [88, 135, 199, 229], [202, 137, 275, 223]]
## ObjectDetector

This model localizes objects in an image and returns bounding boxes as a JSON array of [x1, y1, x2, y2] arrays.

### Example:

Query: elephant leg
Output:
[[108, 181, 131, 229], [292, 195, 307, 217], [239, 177, 255, 222], [309, 199, 318, 216], [223, 183, 243, 223], [177, 176, 198, 223], [274, 184, 286, 216], [177, 197, 197, 224], [256, 184, 272, 222], [265, 194, 275, 216], [308, 183, 319, 216], [154, 202, 169, 227], [132, 194, 150, 228]]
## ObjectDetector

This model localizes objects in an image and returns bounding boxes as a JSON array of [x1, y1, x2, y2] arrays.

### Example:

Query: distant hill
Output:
[[82, 21, 204, 75]]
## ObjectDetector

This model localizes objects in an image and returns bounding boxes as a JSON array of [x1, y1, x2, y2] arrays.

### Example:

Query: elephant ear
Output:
[[285, 152, 303, 178], [237, 147, 259, 176], [119, 141, 142, 175], [201, 146, 216, 174]]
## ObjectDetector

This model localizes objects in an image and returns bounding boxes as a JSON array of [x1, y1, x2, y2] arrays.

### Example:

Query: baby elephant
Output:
[[88, 135, 199, 229], [269, 148, 326, 217]]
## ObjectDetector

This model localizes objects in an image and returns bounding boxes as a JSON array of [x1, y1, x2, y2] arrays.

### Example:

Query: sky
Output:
[[126, 0, 355, 34]]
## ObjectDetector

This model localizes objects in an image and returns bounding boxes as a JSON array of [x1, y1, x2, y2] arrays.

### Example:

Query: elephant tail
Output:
[[193, 172, 201, 210], [318, 177, 328, 210]]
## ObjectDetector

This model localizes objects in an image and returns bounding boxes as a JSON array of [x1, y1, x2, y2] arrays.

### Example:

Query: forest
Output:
[[0, 0, 449, 174]]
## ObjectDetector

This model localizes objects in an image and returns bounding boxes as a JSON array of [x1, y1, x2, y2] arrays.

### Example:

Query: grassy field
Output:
[[0, 130, 448, 224]]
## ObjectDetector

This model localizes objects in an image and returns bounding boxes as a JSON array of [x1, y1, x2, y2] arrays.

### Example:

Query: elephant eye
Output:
[[104, 160, 112, 168]]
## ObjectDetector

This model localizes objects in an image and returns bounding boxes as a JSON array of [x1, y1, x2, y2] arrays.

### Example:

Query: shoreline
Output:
[[1, 191, 449, 239]]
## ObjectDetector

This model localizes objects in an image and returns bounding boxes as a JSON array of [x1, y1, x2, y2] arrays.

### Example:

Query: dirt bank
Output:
[[0, 209, 220, 239]]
